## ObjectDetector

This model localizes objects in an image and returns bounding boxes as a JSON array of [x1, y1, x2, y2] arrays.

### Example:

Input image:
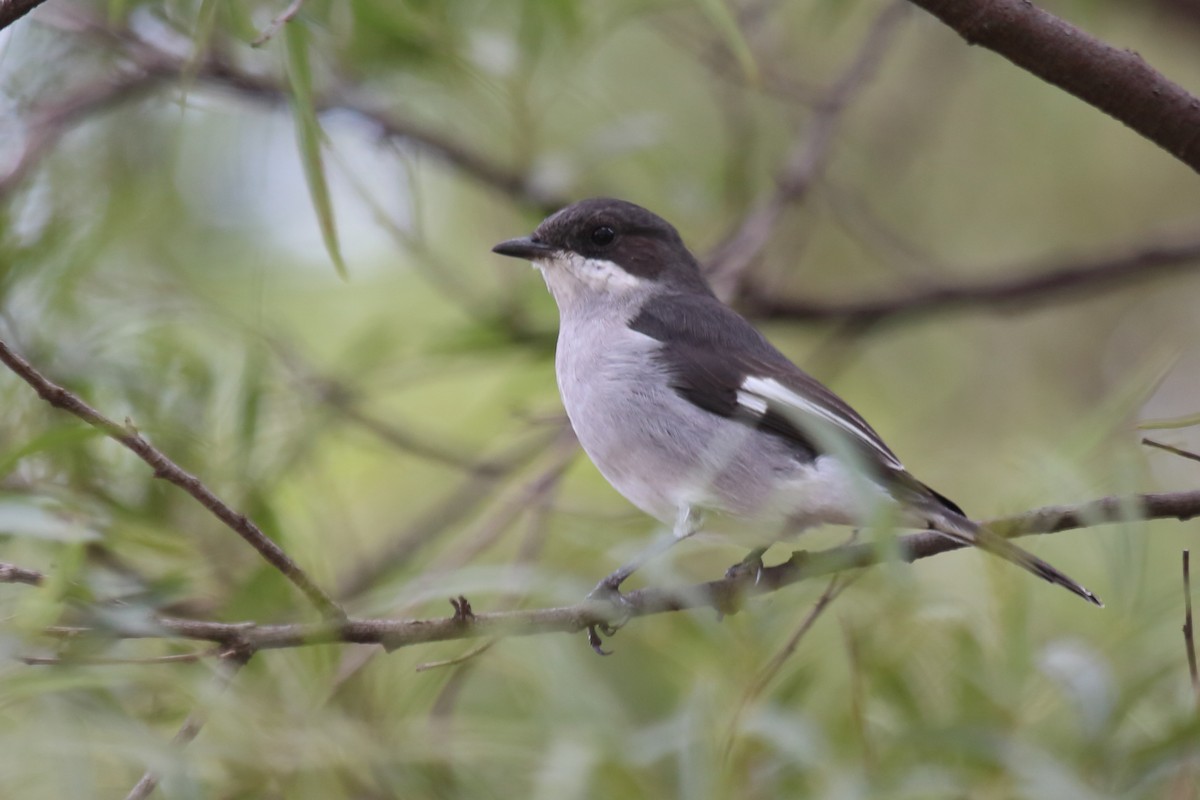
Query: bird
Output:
[[492, 197, 1101, 608]]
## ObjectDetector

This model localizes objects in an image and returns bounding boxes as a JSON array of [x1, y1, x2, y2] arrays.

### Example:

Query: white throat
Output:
[[533, 251, 648, 314]]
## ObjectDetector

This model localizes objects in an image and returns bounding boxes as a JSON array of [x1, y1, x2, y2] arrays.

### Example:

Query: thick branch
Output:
[[740, 229, 1200, 324], [907, 0, 1200, 173], [43, 489, 1200, 654], [0, 338, 343, 620]]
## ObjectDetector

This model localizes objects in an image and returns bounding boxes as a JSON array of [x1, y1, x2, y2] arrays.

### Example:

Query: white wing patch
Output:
[[739, 375, 905, 470], [735, 389, 768, 415]]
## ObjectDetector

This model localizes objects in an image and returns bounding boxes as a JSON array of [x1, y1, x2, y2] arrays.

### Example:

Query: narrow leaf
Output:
[[283, 23, 348, 279], [1139, 412, 1200, 431], [691, 0, 759, 83]]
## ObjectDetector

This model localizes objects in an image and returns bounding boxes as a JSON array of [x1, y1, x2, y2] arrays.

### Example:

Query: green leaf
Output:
[[283, 22, 348, 280], [690, 0, 758, 84], [1138, 412, 1200, 430], [0, 424, 104, 478]]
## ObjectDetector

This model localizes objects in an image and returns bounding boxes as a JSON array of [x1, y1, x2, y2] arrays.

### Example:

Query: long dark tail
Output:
[[928, 512, 1103, 607]]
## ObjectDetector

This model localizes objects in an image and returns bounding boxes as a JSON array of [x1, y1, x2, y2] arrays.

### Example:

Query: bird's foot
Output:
[[714, 547, 769, 620], [584, 569, 636, 656], [724, 547, 768, 585]]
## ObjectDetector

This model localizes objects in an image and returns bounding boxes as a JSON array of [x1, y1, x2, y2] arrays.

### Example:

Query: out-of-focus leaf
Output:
[[190, 0, 223, 65], [690, 0, 758, 84], [106, 0, 129, 25], [284, 22, 348, 280], [1139, 412, 1200, 430], [0, 424, 104, 478], [0, 500, 101, 542]]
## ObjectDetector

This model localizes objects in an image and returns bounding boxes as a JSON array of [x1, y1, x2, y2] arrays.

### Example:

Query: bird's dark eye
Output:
[[590, 226, 615, 247]]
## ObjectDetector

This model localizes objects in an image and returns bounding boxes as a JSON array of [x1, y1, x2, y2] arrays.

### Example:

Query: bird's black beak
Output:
[[492, 237, 557, 260]]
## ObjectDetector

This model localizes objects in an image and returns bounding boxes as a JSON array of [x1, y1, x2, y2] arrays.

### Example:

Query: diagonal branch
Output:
[[739, 229, 1200, 324], [0, 338, 343, 620], [2, 13, 566, 213], [906, 0, 1200, 174], [40, 489, 1200, 654], [704, 0, 910, 298]]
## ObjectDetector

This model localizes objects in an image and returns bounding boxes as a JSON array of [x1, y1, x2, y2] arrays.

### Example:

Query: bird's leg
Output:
[[584, 506, 703, 654], [587, 506, 703, 602]]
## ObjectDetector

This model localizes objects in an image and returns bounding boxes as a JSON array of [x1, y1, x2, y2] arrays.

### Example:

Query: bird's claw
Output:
[[584, 573, 635, 655], [586, 624, 614, 656], [724, 548, 766, 585]]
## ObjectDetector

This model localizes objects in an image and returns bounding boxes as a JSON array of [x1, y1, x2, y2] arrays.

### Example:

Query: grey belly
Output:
[[556, 327, 810, 524]]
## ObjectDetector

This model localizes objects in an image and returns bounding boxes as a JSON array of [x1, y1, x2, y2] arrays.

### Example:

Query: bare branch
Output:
[[0, 561, 45, 586], [722, 574, 854, 759], [740, 230, 1200, 324], [1144, 437, 1200, 465], [0, 337, 343, 620], [0, 0, 50, 32], [705, 1, 910, 298], [251, 0, 305, 47], [907, 0, 1200, 174], [36, 489, 1200, 654]]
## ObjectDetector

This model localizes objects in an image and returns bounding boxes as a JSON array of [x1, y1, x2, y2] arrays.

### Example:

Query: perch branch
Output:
[[38, 489, 1200, 654]]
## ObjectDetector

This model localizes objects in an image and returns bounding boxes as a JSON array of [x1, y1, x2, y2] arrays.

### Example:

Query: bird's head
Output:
[[492, 198, 713, 311]]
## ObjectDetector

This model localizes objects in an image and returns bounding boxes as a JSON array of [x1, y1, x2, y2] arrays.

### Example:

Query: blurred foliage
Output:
[[2, 0, 1200, 797]]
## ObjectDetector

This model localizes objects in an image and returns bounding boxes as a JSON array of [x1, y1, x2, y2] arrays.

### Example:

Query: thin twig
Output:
[[1185, 551, 1199, 705], [0, 561, 45, 586], [722, 574, 855, 760], [123, 650, 251, 800], [705, 0, 910, 298], [334, 426, 569, 599], [250, 0, 305, 47], [32, 488, 1200, 654], [0, 338, 343, 620], [1144, 438, 1200, 465]]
